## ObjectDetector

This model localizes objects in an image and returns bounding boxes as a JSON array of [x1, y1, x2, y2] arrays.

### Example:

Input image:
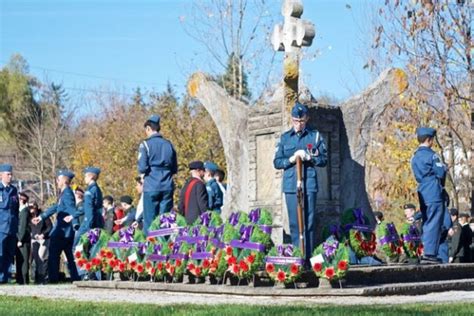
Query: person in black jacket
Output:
[[15, 192, 31, 284], [29, 201, 52, 284], [102, 195, 116, 235], [449, 213, 472, 263], [178, 161, 208, 225]]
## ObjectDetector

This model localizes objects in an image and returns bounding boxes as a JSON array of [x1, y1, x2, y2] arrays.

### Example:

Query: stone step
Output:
[[74, 278, 474, 297]]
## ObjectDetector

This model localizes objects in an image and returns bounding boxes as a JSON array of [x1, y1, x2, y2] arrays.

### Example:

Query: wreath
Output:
[[265, 244, 304, 284], [311, 237, 350, 281], [74, 228, 111, 273], [192, 211, 223, 228], [165, 240, 191, 280], [247, 208, 273, 235], [145, 238, 169, 280], [147, 210, 187, 242], [376, 222, 404, 262], [107, 225, 146, 275], [341, 208, 376, 258], [399, 223, 423, 258], [227, 211, 250, 227]]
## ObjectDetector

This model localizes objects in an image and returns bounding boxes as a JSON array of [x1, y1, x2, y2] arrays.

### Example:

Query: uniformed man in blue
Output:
[[0, 164, 19, 284], [411, 127, 448, 264], [32, 170, 80, 283], [273, 103, 328, 260], [137, 114, 178, 234], [203, 161, 223, 213], [73, 167, 104, 247]]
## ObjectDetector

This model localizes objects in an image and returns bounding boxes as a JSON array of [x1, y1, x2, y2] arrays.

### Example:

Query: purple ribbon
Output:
[[148, 254, 168, 261], [196, 241, 207, 253], [119, 226, 135, 243], [169, 253, 189, 260], [249, 208, 261, 223], [191, 252, 213, 260], [147, 227, 180, 237], [240, 225, 253, 242], [403, 225, 421, 242], [200, 212, 211, 226], [323, 240, 338, 258], [259, 225, 272, 235], [329, 224, 340, 237], [160, 212, 176, 228], [344, 208, 373, 232], [379, 223, 400, 245], [230, 240, 266, 252], [229, 212, 240, 226], [138, 242, 147, 255], [277, 244, 294, 257], [172, 242, 182, 255], [154, 244, 163, 254], [265, 256, 304, 265], [87, 228, 100, 245], [210, 225, 225, 240], [107, 241, 140, 248]]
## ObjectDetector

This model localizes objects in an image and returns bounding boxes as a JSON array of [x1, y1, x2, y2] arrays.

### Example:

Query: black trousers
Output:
[[48, 236, 79, 283], [31, 241, 48, 283], [15, 242, 30, 284]]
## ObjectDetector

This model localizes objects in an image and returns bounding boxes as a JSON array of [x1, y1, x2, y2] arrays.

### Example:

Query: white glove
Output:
[[289, 153, 297, 164], [295, 149, 311, 161]]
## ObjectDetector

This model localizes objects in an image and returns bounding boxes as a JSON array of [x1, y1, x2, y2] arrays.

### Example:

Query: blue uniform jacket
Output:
[[76, 182, 104, 231], [411, 146, 447, 204], [273, 127, 328, 193], [41, 186, 77, 239], [0, 183, 19, 236], [138, 133, 178, 192], [123, 207, 142, 227], [206, 178, 223, 211]]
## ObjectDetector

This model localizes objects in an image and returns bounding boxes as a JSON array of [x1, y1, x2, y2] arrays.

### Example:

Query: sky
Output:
[[0, 0, 380, 111]]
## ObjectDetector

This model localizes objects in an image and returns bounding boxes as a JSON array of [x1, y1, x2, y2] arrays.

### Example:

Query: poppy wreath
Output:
[[227, 211, 250, 227], [107, 225, 146, 274], [145, 238, 169, 280], [376, 222, 404, 261], [165, 240, 191, 279], [74, 228, 111, 273], [341, 208, 376, 258], [147, 210, 187, 242], [212, 224, 242, 279], [247, 208, 273, 235], [227, 224, 271, 280], [265, 244, 304, 284], [186, 240, 219, 278], [399, 223, 423, 258], [192, 211, 223, 228], [311, 237, 350, 281]]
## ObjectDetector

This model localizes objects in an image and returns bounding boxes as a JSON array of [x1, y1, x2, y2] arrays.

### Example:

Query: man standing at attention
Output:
[[273, 102, 328, 260], [178, 161, 208, 225], [137, 114, 177, 234], [411, 127, 448, 264], [0, 164, 19, 284]]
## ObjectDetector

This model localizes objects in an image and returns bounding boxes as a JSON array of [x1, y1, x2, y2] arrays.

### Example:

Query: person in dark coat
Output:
[[15, 192, 31, 284], [449, 213, 472, 263], [178, 161, 208, 225], [102, 195, 116, 235], [29, 201, 52, 284]]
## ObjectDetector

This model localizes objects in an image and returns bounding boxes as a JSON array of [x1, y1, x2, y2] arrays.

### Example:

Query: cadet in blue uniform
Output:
[[273, 103, 328, 259], [0, 164, 19, 284], [204, 161, 223, 213], [137, 114, 178, 234], [32, 170, 80, 283], [73, 167, 104, 247], [411, 127, 448, 263]]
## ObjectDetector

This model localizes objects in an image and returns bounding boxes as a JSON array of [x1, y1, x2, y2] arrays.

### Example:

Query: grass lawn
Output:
[[0, 295, 472, 315]]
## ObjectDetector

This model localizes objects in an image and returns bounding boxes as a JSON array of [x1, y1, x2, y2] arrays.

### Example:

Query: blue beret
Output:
[[57, 169, 75, 180], [84, 166, 101, 175], [204, 161, 218, 172], [147, 114, 160, 125], [0, 164, 13, 172], [291, 102, 309, 118], [189, 160, 205, 170], [416, 127, 436, 137]]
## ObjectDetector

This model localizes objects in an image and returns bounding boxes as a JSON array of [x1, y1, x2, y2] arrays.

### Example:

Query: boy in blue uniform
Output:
[[411, 127, 448, 263], [0, 164, 19, 283], [137, 114, 178, 234], [32, 170, 80, 282], [273, 103, 328, 259], [204, 161, 223, 213]]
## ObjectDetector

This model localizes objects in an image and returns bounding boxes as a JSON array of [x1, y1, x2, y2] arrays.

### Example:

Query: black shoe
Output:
[[420, 256, 440, 264]]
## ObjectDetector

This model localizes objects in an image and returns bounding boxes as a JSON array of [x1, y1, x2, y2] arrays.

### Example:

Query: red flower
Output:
[[147, 236, 156, 243], [106, 251, 114, 259], [130, 261, 137, 268], [146, 261, 152, 269], [175, 259, 182, 267], [390, 243, 396, 252], [307, 143, 313, 151], [417, 245, 424, 256], [187, 263, 196, 271], [100, 249, 107, 257], [168, 242, 174, 249], [370, 233, 376, 242], [337, 260, 348, 271], [266, 263, 275, 274], [157, 262, 163, 270], [325, 267, 335, 279], [354, 232, 362, 242], [290, 264, 299, 275], [396, 247, 403, 255], [85, 263, 92, 271], [77, 259, 85, 268], [118, 263, 125, 272], [227, 256, 237, 265], [169, 266, 175, 275], [225, 246, 233, 256], [136, 264, 144, 274], [150, 267, 156, 275], [239, 261, 249, 272], [74, 251, 82, 259], [246, 254, 255, 264], [277, 270, 286, 282], [202, 259, 210, 269], [165, 262, 171, 270], [313, 262, 323, 272], [91, 258, 101, 266], [232, 265, 240, 274], [195, 267, 201, 276]]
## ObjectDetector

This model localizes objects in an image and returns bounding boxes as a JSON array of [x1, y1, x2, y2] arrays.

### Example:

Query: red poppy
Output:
[[354, 232, 362, 242], [175, 259, 182, 267], [106, 251, 114, 259], [202, 259, 210, 269], [232, 265, 240, 274], [277, 270, 286, 282], [417, 245, 423, 256], [390, 243, 396, 252], [165, 262, 171, 270], [146, 261, 152, 269], [85, 263, 92, 271], [150, 267, 156, 275], [157, 262, 163, 270], [307, 143, 313, 151], [130, 261, 137, 268], [266, 263, 275, 274], [74, 251, 82, 259], [227, 256, 237, 265], [187, 263, 196, 271], [91, 258, 101, 266], [118, 263, 125, 272], [337, 260, 348, 271], [246, 254, 255, 264], [290, 264, 299, 275], [396, 247, 403, 255], [195, 267, 201, 276], [325, 267, 335, 279], [168, 242, 174, 249], [100, 249, 107, 257], [147, 236, 156, 243], [239, 261, 249, 272], [369, 243, 376, 253], [210, 263, 218, 271], [169, 266, 175, 275], [370, 233, 376, 242], [313, 262, 322, 272], [136, 264, 144, 274], [360, 242, 368, 251], [225, 246, 233, 256]]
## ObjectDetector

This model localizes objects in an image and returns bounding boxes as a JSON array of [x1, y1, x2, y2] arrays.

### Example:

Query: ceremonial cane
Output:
[[296, 156, 305, 255]]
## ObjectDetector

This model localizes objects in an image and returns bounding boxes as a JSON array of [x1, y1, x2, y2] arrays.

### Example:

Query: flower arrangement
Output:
[[247, 208, 273, 235], [265, 244, 304, 285], [147, 210, 187, 241], [376, 222, 404, 262], [311, 237, 350, 282], [165, 241, 191, 280], [145, 239, 169, 280], [74, 228, 111, 273], [341, 208, 376, 258], [192, 211, 223, 228], [107, 226, 146, 275], [399, 223, 423, 258]]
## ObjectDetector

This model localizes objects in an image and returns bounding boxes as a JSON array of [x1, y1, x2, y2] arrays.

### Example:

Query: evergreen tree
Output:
[[217, 52, 251, 102]]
